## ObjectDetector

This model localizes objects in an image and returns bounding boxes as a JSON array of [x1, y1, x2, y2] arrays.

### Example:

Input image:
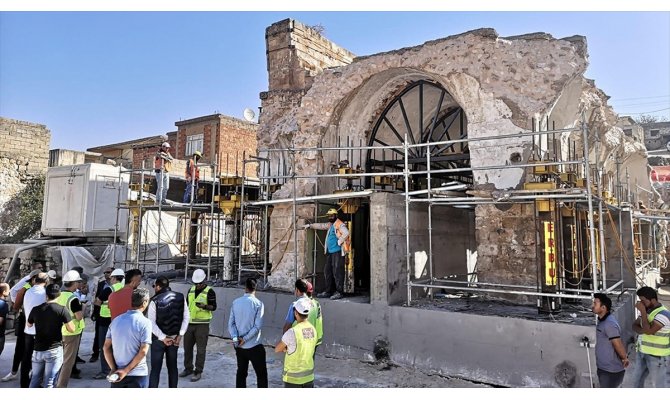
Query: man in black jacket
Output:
[[147, 276, 190, 388]]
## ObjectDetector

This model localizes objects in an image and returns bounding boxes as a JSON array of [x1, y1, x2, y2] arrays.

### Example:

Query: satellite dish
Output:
[[243, 108, 256, 122]]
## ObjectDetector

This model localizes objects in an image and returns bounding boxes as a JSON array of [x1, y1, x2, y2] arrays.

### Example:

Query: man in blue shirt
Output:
[[592, 293, 628, 387], [228, 278, 267, 388], [103, 288, 152, 388], [305, 209, 350, 300]]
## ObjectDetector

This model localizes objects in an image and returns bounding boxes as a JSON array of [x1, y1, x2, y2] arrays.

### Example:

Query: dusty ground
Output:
[[0, 323, 489, 388]]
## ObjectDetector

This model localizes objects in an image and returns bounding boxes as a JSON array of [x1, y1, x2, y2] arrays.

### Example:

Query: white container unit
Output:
[[41, 164, 129, 238]]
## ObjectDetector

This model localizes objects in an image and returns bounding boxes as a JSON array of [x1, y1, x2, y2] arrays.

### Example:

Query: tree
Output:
[[635, 114, 670, 124], [0, 174, 45, 243]]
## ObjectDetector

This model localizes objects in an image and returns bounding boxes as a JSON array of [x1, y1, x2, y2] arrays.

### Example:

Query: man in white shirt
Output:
[[147, 276, 189, 388], [20, 272, 48, 388]]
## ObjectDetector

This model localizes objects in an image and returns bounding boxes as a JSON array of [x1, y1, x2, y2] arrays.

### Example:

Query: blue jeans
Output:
[[111, 375, 148, 388], [632, 352, 668, 388], [156, 171, 169, 203], [149, 338, 179, 388], [183, 181, 198, 203], [30, 347, 64, 388]]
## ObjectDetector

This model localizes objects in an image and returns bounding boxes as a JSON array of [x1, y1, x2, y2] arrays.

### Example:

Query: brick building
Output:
[[88, 113, 257, 178]]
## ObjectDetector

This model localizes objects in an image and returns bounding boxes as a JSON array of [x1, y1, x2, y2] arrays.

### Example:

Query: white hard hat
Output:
[[111, 268, 125, 277], [47, 270, 57, 280], [294, 297, 312, 315], [192, 269, 206, 284], [162, 142, 170, 148], [62, 270, 82, 283]]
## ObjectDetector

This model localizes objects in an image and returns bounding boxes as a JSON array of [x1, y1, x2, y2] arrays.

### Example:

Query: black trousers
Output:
[[234, 344, 268, 388], [324, 252, 345, 294], [149, 339, 179, 388], [20, 333, 35, 388], [12, 312, 25, 372], [92, 307, 101, 355], [597, 368, 625, 388]]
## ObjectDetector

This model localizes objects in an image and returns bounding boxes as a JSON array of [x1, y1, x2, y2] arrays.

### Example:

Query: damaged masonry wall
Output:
[[259, 20, 649, 292]]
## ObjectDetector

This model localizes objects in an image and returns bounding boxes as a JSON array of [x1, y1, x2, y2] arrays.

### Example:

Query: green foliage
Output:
[[0, 174, 45, 243]]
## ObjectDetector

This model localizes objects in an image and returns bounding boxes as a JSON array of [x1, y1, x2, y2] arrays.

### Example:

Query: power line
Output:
[[610, 94, 670, 102], [626, 107, 670, 115], [616, 100, 670, 108]]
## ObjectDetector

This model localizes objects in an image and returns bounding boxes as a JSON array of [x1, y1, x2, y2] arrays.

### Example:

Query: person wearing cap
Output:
[[304, 208, 350, 300], [55, 270, 85, 387], [183, 150, 202, 203], [180, 268, 217, 382], [148, 276, 190, 388], [154, 141, 174, 206], [93, 268, 125, 379], [228, 278, 267, 388], [90, 267, 113, 363], [27, 283, 75, 388], [275, 297, 318, 388], [20, 271, 49, 387], [1, 267, 42, 382], [108, 269, 143, 320], [282, 279, 324, 358]]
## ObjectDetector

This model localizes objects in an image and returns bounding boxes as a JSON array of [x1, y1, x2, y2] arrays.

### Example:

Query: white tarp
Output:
[[60, 243, 180, 278]]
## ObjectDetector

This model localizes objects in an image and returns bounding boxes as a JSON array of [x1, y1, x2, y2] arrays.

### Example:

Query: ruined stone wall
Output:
[[265, 19, 355, 91], [0, 118, 51, 239], [259, 23, 649, 291]]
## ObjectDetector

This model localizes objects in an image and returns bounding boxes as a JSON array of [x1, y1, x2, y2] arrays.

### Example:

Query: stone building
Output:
[[258, 19, 649, 299], [642, 120, 670, 150]]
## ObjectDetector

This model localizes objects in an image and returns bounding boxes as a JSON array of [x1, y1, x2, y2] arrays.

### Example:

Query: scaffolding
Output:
[[237, 112, 659, 309], [109, 114, 661, 305], [111, 153, 265, 282]]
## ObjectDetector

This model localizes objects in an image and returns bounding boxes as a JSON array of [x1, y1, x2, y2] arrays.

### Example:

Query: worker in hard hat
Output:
[[108, 269, 143, 320], [304, 208, 350, 300], [55, 270, 85, 388], [183, 150, 202, 203], [92, 268, 125, 380], [282, 280, 323, 358], [155, 141, 174, 206], [180, 269, 217, 382], [89, 267, 113, 363], [275, 297, 317, 388]]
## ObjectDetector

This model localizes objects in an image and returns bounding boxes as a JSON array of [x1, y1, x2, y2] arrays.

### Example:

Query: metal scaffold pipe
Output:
[[582, 114, 599, 293]]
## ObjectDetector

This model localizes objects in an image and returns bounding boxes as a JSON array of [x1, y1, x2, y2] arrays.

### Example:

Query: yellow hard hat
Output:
[[326, 208, 338, 215]]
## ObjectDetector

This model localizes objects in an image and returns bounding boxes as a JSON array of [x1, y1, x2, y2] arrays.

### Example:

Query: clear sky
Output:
[[0, 11, 669, 151]]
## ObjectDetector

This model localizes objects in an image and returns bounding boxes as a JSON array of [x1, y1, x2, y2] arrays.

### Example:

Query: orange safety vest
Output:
[[333, 219, 351, 253], [185, 158, 200, 182], [155, 151, 173, 172]]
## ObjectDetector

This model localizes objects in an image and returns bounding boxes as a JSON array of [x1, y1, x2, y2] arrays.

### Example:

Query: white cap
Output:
[[192, 269, 206, 284], [161, 142, 170, 148], [294, 297, 312, 315], [47, 270, 57, 280], [111, 268, 125, 277], [63, 270, 82, 283]]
